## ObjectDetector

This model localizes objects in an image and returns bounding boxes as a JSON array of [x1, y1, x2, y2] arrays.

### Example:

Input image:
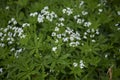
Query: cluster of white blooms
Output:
[[62, 7, 73, 16], [0, 18, 28, 58], [74, 15, 85, 24], [52, 26, 81, 48], [82, 28, 99, 43], [73, 60, 85, 69], [38, 6, 57, 23], [0, 68, 3, 73]]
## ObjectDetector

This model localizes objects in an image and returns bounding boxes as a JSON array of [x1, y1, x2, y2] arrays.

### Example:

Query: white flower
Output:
[[5, 6, 9, 10], [84, 32, 87, 35], [44, 6, 49, 10], [82, 11, 88, 15], [80, 60, 85, 69], [51, 32, 56, 36], [55, 39, 59, 43], [55, 27, 59, 31], [0, 68, 3, 73], [84, 22, 92, 27], [77, 19, 84, 24], [79, 1, 84, 8], [91, 28, 95, 33], [57, 34, 62, 39], [62, 7, 73, 16], [105, 54, 108, 58], [30, 12, 38, 17], [91, 39, 96, 43], [98, 9, 103, 12], [22, 23, 30, 27], [83, 35, 87, 39], [20, 34, 26, 38], [52, 47, 57, 52], [0, 32, 3, 37], [117, 28, 120, 30], [90, 35, 95, 38], [117, 11, 120, 16], [74, 15, 80, 20], [59, 18, 65, 22], [69, 42, 76, 47], [87, 29, 90, 33], [8, 41, 13, 45], [75, 41, 80, 46], [63, 37, 68, 42], [70, 36, 74, 41], [38, 14, 44, 23], [73, 62, 78, 67], [0, 43, 5, 47], [62, 9, 66, 14], [10, 48, 15, 52]]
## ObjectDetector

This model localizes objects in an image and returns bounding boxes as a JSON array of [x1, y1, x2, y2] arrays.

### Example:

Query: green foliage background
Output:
[[0, 0, 120, 80]]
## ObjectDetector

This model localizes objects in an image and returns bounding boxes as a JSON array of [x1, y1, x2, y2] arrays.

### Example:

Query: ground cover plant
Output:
[[0, 0, 120, 80]]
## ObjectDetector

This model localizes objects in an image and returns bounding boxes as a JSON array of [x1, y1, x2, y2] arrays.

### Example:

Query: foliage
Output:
[[0, 0, 120, 80]]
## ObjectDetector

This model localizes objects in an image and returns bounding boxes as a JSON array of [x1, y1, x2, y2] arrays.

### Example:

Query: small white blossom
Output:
[[0, 32, 3, 37], [63, 37, 68, 42], [83, 35, 87, 39], [98, 9, 103, 12], [51, 32, 56, 37], [62, 7, 73, 16], [5, 6, 9, 10], [0, 68, 3, 73], [90, 35, 95, 38], [55, 39, 59, 43], [82, 11, 88, 15], [59, 17, 65, 22], [84, 22, 92, 27], [87, 29, 90, 33], [117, 11, 120, 16], [38, 14, 44, 23], [105, 54, 108, 58], [57, 34, 62, 39], [84, 32, 87, 35], [10, 48, 15, 52], [91, 39, 96, 43], [52, 47, 57, 52], [70, 36, 74, 41], [77, 19, 85, 24], [74, 15, 80, 20], [73, 62, 78, 67], [55, 27, 59, 31], [30, 12, 38, 17], [22, 23, 30, 28], [80, 60, 85, 69], [79, 1, 84, 8]]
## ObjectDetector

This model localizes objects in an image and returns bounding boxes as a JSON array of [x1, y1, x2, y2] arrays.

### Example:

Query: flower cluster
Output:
[[0, 18, 29, 57], [62, 7, 73, 16], [73, 60, 85, 69], [30, 6, 57, 23]]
